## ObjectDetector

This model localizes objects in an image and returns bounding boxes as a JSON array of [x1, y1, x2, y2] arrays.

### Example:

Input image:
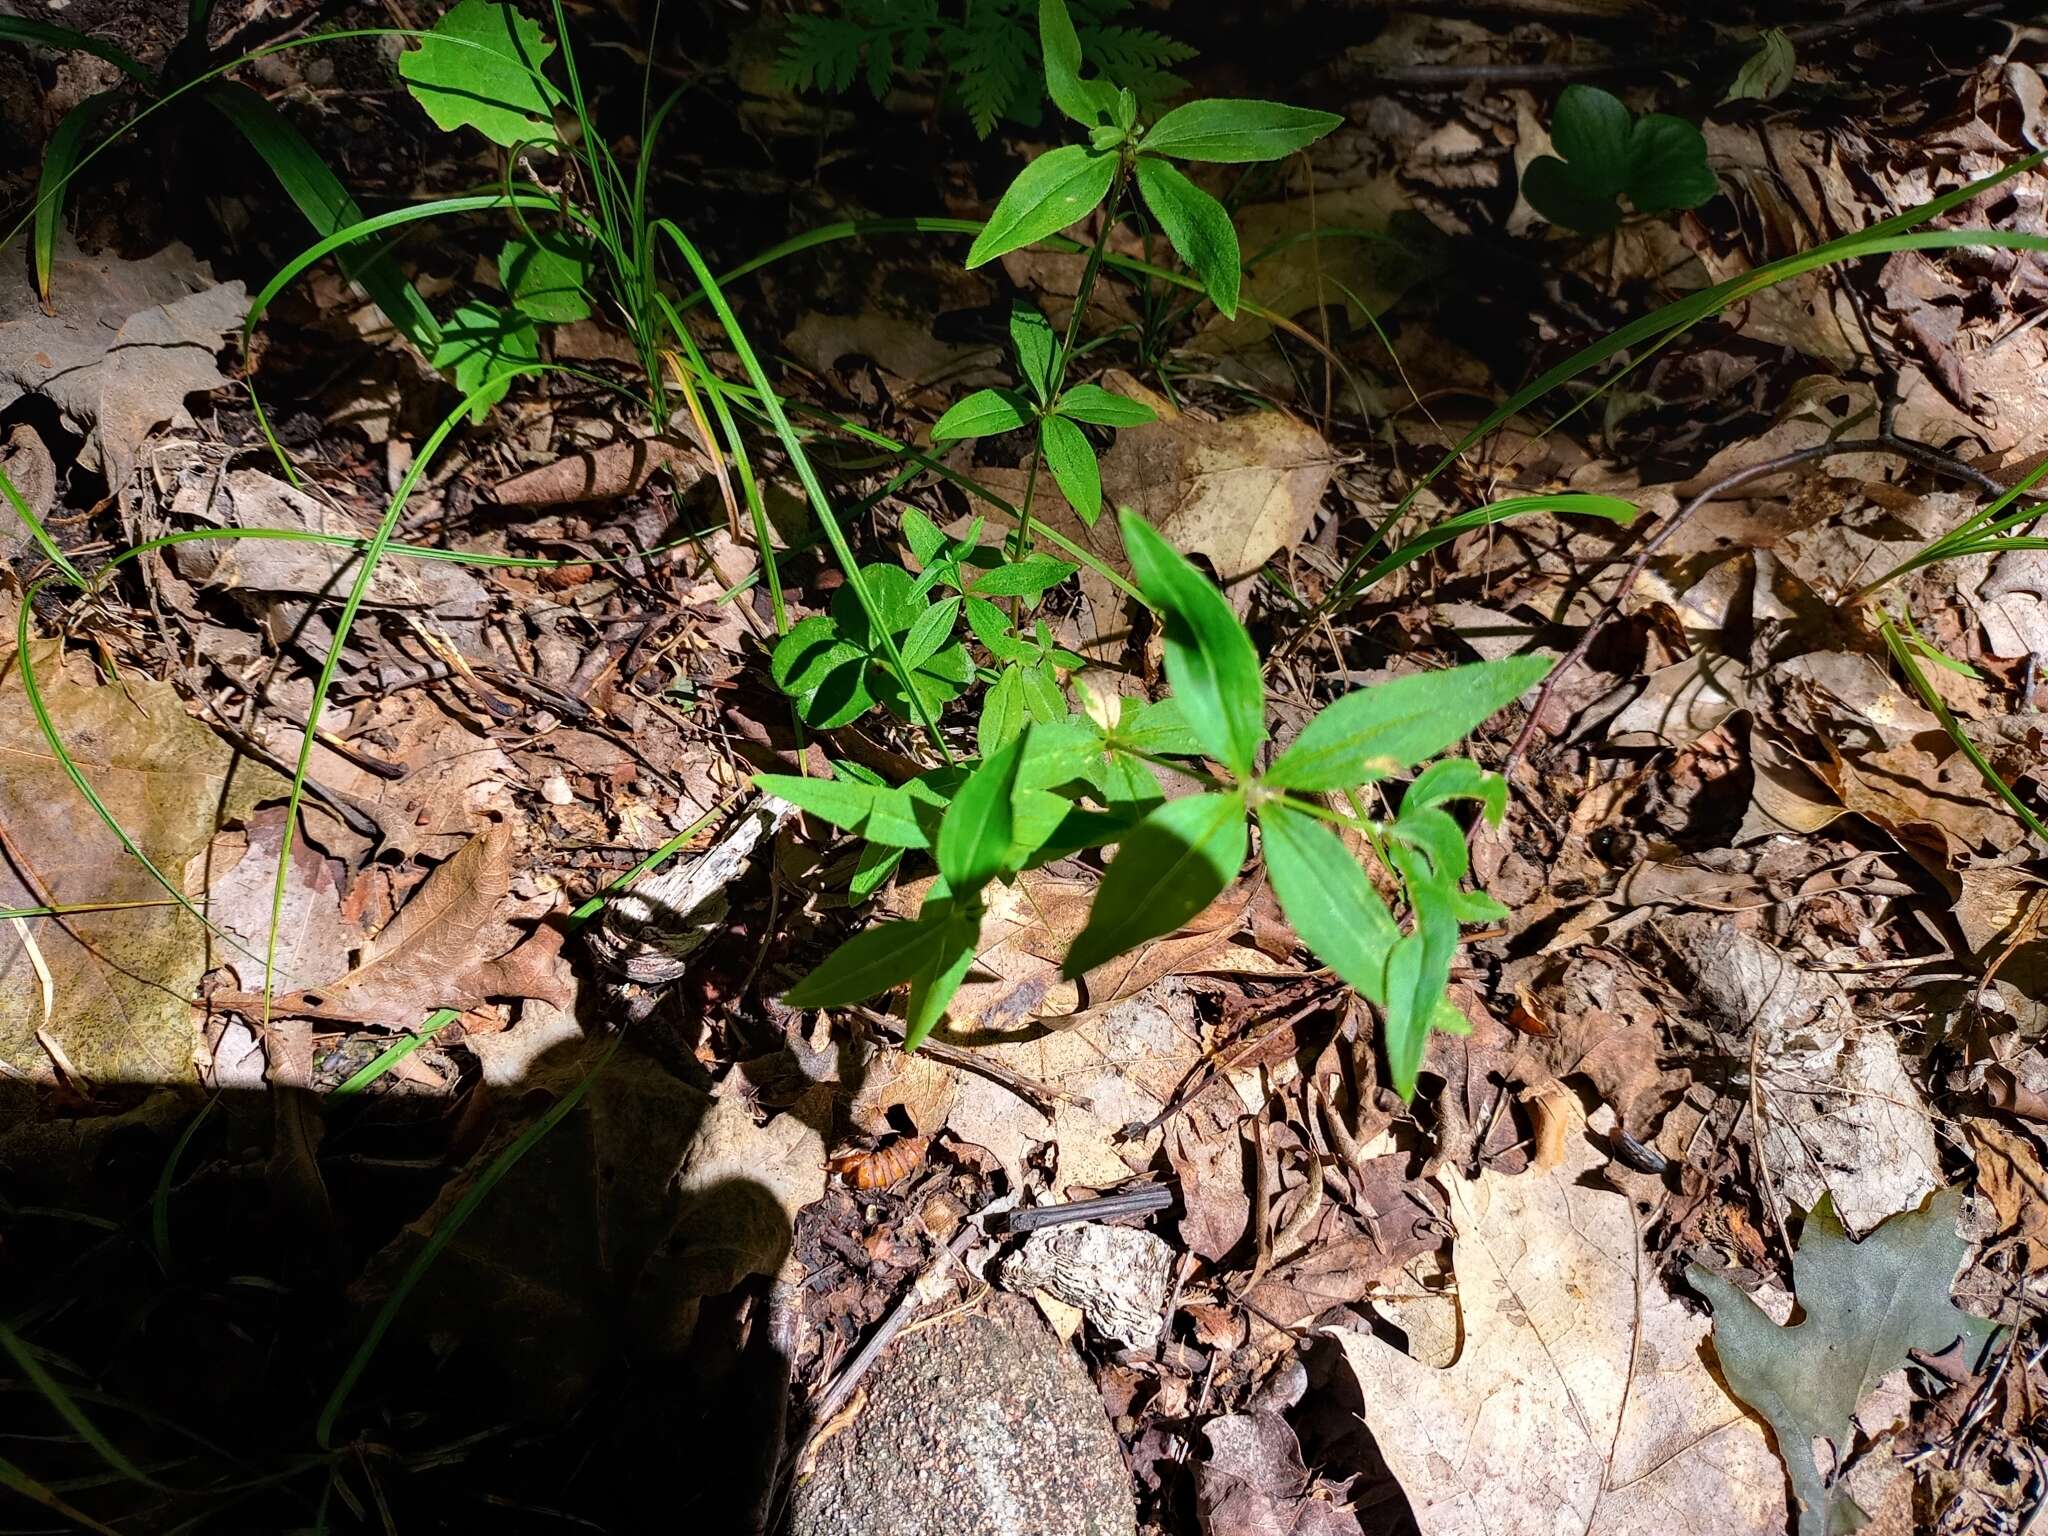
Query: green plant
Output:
[[1846, 459, 2048, 847], [776, 0, 1195, 139], [2, 6, 440, 350], [763, 507, 1547, 1096], [1523, 84, 1717, 234], [964, 0, 1341, 320], [932, 302, 1156, 524]]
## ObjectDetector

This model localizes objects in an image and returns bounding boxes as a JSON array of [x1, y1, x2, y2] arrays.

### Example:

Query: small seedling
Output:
[[1522, 84, 1717, 234], [932, 304, 1155, 524], [965, 0, 1343, 319], [763, 508, 1546, 1098]]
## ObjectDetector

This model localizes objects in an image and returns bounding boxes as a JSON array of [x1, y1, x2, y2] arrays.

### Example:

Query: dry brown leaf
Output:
[[1966, 1118, 2048, 1271], [0, 235, 243, 491], [212, 822, 570, 1026], [0, 641, 284, 1088], [978, 373, 1332, 638], [1330, 1095, 1787, 1536], [491, 435, 709, 506]]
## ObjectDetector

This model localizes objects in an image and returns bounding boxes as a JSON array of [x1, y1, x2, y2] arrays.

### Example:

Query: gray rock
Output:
[[791, 1291, 1136, 1536]]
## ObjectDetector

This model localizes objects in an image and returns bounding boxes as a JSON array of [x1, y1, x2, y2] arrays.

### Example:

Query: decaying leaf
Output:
[[0, 236, 242, 492], [979, 372, 1332, 634], [1689, 1189, 1995, 1536], [1330, 1094, 1787, 1536], [0, 642, 282, 1088], [1669, 916, 1941, 1233], [167, 470, 488, 622], [211, 822, 571, 1026], [491, 434, 710, 506]]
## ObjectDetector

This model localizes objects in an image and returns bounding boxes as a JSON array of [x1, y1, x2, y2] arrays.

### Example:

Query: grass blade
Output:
[[315, 1033, 624, 1447], [33, 89, 119, 306], [203, 82, 441, 352]]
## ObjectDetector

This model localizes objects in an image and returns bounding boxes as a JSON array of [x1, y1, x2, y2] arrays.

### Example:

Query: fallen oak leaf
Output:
[[212, 823, 572, 1026], [1689, 1189, 1996, 1536]]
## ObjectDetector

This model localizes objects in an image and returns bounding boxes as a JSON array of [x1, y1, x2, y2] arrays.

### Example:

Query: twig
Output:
[[1364, 0, 2006, 87], [853, 1006, 1067, 1118], [997, 1182, 1176, 1234], [1501, 434, 2017, 782]]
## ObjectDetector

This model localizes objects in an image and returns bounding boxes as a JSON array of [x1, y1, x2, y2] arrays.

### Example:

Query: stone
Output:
[[791, 1291, 1136, 1536]]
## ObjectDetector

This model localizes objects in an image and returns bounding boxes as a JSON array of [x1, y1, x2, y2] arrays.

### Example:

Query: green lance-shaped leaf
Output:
[[205, 83, 443, 353], [932, 387, 1033, 441], [936, 731, 1028, 892], [966, 143, 1118, 269], [903, 896, 985, 1049], [33, 89, 118, 308], [785, 901, 973, 1007], [1040, 413, 1102, 525], [1064, 789, 1247, 977], [1119, 509, 1265, 777], [900, 596, 962, 670], [1140, 98, 1343, 164], [1055, 382, 1156, 427], [1264, 655, 1548, 792], [1257, 799, 1398, 1004], [969, 553, 1077, 601], [1134, 155, 1241, 318], [1010, 303, 1057, 400], [398, 0, 563, 147], [1038, 0, 1120, 127]]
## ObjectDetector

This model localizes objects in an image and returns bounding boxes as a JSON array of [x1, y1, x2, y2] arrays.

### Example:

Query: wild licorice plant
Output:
[[760, 0, 1547, 1099]]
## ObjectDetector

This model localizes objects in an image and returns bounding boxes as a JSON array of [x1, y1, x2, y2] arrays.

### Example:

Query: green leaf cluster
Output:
[[932, 305, 1155, 524], [963, 0, 1343, 319], [766, 507, 1549, 1097], [390, 4, 601, 418], [1523, 84, 1717, 234], [775, 0, 1195, 140]]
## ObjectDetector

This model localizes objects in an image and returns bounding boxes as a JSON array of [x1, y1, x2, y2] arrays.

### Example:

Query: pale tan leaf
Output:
[[1330, 1095, 1787, 1536]]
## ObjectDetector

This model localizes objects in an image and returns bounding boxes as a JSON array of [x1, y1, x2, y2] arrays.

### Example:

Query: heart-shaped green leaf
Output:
[[1522, 84, 1716, 233]]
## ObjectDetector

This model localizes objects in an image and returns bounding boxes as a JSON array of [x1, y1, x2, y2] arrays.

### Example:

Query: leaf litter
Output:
[[3, 5, 2048, 1534]]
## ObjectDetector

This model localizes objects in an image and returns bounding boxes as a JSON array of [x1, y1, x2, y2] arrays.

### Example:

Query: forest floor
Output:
[[1, 1, 2045, 1532]]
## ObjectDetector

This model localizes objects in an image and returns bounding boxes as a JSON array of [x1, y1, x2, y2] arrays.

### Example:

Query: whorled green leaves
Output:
[[964, 0, 1341, 313]]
